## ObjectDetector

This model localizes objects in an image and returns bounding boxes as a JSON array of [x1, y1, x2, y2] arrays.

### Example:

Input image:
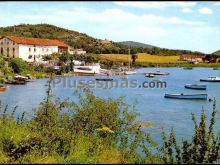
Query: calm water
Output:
[[1, 67, 220, 143]]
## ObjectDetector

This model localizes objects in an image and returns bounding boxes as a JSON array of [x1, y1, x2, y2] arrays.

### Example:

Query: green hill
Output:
[[0, 24, 122, 54], [0, 24, 205, 56], [212, 50, 220, 56], [117, 41, 158, 49]]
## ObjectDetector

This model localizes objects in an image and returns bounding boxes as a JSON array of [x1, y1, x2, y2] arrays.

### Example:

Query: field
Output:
[[101, 53, 183, 63]]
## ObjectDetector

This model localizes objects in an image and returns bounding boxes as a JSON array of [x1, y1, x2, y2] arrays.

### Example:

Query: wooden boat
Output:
[[145, 73, 155, 78], [95, 78, 113, 81], [213, 68, 219, 70], [164, 93, 207, 100], [5, 80, 26, 85], [200, 77, 220, 82], [183, 67, 193, 70], [124, 70, 137, 75], [185, 84, 207, 90], [0, 84, 7, 92], [145, 71, 169, 76], [121, 75, 128, 80]]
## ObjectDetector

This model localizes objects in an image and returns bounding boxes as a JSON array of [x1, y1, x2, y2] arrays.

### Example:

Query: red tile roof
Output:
[[4, 36, 69, 48]]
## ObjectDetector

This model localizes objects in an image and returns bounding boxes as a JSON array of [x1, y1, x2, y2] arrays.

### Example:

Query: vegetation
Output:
[[0, 24, 209, 55], [0, 78, 220, 163]]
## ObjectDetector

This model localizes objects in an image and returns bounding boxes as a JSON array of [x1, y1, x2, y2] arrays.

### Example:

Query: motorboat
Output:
[[200, 77, 220, 82], [164, 93, 207, 100], [145, 71, 169, 76], [185, 84, 207, 90], [145, 73, 155, 78], [95, 78, 113, 81], [0, 84, 6, 92]]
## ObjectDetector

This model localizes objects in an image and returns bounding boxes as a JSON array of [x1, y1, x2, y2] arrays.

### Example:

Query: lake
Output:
[[1, 67, 220, 143]]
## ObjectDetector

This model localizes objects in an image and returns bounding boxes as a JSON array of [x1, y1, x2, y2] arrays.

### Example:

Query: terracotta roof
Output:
[[4, 36, 69, 47]]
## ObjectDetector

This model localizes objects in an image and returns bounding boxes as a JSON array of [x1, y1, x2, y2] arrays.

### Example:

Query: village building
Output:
[[0, 36, 70, 62], [179, 54, 206, 63]]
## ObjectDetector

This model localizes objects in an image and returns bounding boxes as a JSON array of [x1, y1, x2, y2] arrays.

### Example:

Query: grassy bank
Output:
[[101, 53, 220, 68]]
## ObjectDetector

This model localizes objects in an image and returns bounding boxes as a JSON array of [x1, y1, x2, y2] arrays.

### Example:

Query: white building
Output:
[[69, 48, 86, 55], [0, 36, 69, 62]]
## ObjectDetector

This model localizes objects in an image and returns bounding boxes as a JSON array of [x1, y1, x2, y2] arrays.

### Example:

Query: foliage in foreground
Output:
[[0, 80, 219, 163]]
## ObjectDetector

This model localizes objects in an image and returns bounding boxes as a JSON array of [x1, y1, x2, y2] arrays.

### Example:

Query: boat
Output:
[[164, 93, 207, 100], [5, 79, 26, 85], [200, 77, 220, 82], [185, 84, 207, 90], [121, 75, 128, 80], [213, 68, 219, 70], [95, 78, 113, 81], [124, 46, 137, 75], [145, 71, 169, 76], [0, 84, 7, 92], [183, 67, 193, 70], [73, 63, 101, 75], [145, 73, 155, 78], [124, 70, 137, 75], [14, 75, 28, 81]]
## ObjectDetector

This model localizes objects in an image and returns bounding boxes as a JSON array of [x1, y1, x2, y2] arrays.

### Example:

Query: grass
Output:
[[101, 53, 184, 63], [101, 53, 220, 67]]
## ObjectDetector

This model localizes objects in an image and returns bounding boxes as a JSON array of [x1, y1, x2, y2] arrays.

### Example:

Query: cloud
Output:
[[198, 7, 213, 14], [181, 8, 193, 13], [113, 2, 197, 9]]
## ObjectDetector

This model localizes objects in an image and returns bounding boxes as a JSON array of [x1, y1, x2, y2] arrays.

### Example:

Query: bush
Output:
[[9, 58, 29, 74]]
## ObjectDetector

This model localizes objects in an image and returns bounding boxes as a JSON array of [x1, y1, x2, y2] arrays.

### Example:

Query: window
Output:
[[29, 48, 31, 52], [28, 55, 33, 59], [7, 48, 9, 57], [0, 48, 3, 55], [13, 48, 15, 58], [34, 48, 36, 52], [7, 42, 9, 45], [46, 48, 48, 52], [13, 42, 15, 45]]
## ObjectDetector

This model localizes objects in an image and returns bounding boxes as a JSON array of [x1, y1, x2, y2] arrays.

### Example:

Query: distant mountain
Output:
[[212, 50, 220, 56], [117, 41, 158, 49]]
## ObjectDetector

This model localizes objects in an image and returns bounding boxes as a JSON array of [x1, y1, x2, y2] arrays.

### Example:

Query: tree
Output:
[[131, 54, 138, 65], [9, 58, 29, 74]]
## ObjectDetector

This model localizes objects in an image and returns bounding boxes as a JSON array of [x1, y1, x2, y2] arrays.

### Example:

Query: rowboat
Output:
[[124, 70, 137, 75], [183, 67, 193, 70], [95, 78, 113, 81], [0, 84, 6, 92], [145, 71, 169, 76], [213, 68, 219, 70], [145, 73, 155, 78], [164, 93, 207, 100], [5, 80, 26, 85], [200, 77, 220, 82], [185, 84, 207, 90]]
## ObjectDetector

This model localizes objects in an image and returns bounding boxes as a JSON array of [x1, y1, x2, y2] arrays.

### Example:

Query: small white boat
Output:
[[145, 73, 155, 78], [200, 77, 220, 82], [124, 70, 137, 75], [145, 71, 169, 76], [185, 84, 207, 90], [164, 93, 207, 100], [121, 75, 128, 80]]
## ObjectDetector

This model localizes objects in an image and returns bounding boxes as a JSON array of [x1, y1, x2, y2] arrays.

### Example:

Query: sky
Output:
[[0, 1, 220, 53]]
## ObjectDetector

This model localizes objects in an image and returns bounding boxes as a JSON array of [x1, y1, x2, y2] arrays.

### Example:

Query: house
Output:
[[0, 36, 69, 62], [69, 47, 86, 55], [180, 54, 206, 63]]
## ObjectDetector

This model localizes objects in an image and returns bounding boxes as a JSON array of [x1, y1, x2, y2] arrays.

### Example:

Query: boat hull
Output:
[[0, 87, 6, 92], [185, 84, 207, 90], [164, 94, 207, 100], [200, 79, 220, 82], [95, 78, 113, 81]]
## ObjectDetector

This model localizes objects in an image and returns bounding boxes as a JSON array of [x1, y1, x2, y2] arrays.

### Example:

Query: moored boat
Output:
[[200, 77, 220, 82], [145, 71, 169, 76], [5, 79, 26, 85], [124, 70, 137, 75], [213, 68, 219, 70], [145, 73, 155, 78], [185, 84, 207, 90], [0, 84, 7, 92], [164, 93, 207, 100], [95, 78, 113, 81], [183, 67, 193, 70]]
